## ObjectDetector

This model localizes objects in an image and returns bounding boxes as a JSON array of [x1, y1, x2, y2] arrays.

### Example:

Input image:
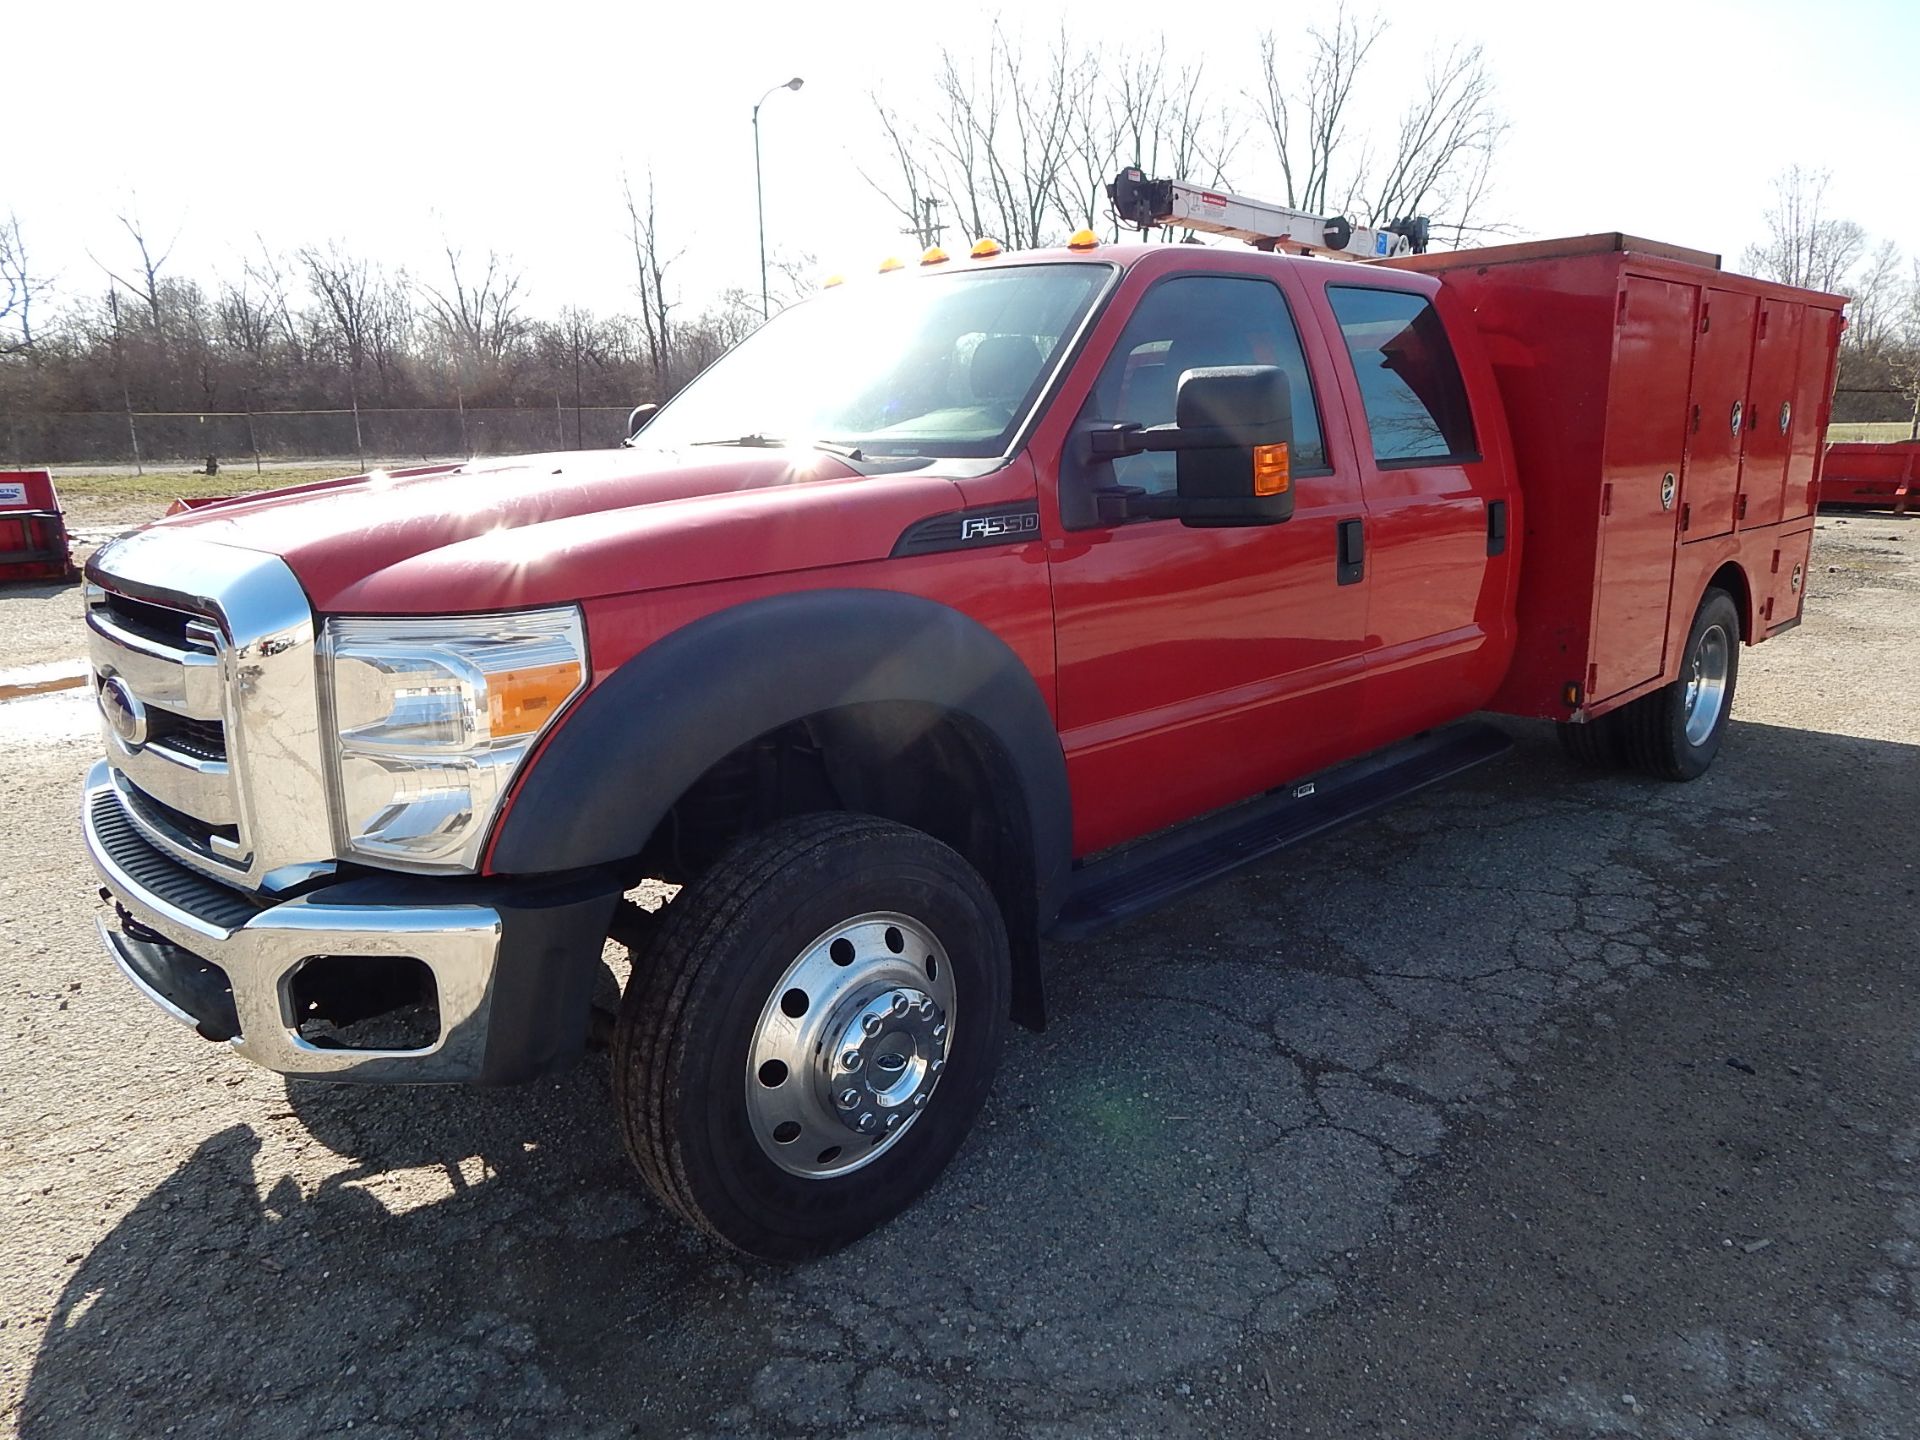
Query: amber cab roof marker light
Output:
[[970, 237, 1004, 258]]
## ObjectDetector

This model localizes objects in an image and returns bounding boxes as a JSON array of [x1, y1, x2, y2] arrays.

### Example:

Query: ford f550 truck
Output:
[[81, 192, 1845, 1258]]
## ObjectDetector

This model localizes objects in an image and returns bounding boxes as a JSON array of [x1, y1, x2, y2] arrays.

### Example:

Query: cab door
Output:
[[1315, 279, 1515, 738], [1043, 266, 1371, 857]]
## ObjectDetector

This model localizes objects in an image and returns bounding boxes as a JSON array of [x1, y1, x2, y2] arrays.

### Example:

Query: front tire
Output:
[[1617, 587, 1742, 781], [612, 814, 1010, 1260]]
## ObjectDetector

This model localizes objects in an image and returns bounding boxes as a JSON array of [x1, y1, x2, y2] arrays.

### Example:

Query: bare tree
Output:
[[0, 212, 45, 353], [420, 244, 527, 366], [1362, 42, 1507, 239], [867, 25, 1087, 253], [622, 170, 678, 391], [1253, 8, 1383, 214], [300, 243, 377, 383], [96, 204, 178, 329], [245, 239, 305, 364], [1842, 240, 1903, 353], [864, 98, 943, 249], [1741, 166, 1865, 292]]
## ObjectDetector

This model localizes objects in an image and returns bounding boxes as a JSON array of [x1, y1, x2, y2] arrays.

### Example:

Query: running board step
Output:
[[1049, 721, 1512, 942]]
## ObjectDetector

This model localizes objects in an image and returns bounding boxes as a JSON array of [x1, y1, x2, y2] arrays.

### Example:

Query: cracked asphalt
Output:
[[2, 511, 1916, 1438]]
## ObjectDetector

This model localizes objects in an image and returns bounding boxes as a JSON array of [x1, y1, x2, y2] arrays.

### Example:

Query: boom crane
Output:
[[1107, 167, 1430, 262]]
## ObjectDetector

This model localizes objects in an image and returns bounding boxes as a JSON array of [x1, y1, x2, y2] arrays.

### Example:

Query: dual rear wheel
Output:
[[1557, 587, 1741, 782]]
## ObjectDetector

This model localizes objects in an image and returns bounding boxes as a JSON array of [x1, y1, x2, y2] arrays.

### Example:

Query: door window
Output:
[[1326, 286, 1477, 465], [1078, 275, 1327, 502]]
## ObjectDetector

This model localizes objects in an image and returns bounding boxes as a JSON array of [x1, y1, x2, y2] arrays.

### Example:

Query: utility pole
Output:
[[902, 196, 946, 251]]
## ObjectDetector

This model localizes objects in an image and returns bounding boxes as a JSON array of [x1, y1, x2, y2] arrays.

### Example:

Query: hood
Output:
[[156, 447, 965, 613]]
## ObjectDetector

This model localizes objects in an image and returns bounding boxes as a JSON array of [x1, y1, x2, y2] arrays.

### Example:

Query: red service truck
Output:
[[80, 177, 1844, 1258]]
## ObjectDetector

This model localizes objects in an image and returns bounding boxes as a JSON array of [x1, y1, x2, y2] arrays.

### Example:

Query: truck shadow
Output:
[[20, 717, 1920, 1438]]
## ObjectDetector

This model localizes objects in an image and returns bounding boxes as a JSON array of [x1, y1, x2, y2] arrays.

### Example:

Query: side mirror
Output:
[[622, 403, 659, 446], [1085, 365, 1294, 527], [1172, 366, 1294, 527]]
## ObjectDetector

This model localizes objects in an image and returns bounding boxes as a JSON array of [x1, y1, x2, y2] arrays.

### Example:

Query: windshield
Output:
[[639, 262, 1113, 459]]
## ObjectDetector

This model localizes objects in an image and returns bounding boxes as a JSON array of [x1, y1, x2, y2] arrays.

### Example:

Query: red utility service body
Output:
[[1395, 235, 1842, 724]]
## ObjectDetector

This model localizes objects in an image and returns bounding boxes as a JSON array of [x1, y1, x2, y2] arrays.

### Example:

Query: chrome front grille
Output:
[[84, 528, 336, 893], [87, 584, 244, 871]]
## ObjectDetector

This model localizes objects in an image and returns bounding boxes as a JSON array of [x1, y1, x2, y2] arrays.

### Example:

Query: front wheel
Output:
[[611, 814, 1010, 1260], [1617, 587, 1742, 781]]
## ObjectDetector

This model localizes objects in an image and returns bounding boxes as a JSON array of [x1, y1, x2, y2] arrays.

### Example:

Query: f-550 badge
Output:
[[959, 512, 1040, 541]]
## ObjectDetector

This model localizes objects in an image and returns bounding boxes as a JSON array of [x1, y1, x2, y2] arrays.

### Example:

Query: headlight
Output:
[[320, 608, 587, 871]]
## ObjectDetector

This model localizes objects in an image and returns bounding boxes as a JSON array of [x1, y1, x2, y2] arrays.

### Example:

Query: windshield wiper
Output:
[[689, 435, 867, 461]]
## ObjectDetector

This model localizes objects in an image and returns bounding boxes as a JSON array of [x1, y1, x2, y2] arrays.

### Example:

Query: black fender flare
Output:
[[489, 588, 1073, 928]]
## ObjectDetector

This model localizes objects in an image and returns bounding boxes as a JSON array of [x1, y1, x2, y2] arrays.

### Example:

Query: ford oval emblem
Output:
[[99, 676, 149, 749]]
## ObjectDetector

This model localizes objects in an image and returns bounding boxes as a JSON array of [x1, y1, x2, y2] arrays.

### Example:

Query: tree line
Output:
[[0, 171, 777, 427], [2, 17, 1913, 446]]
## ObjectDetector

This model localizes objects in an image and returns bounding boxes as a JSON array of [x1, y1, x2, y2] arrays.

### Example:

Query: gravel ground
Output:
[[1, 512, 1915, 1439]]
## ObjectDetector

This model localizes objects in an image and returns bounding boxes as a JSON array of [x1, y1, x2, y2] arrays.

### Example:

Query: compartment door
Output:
[[1681, 288, 1757, 541], [1591, 276, 1695, 701], [1783, 309, 1842, 521], [1737, 300, 1801, 531]]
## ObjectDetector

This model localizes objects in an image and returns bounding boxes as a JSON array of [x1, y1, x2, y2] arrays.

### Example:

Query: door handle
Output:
[[1336, 518, 1365, 586]]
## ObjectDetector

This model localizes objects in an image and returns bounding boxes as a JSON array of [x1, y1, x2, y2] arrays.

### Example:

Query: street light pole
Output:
[[753, 76, 805, 321]]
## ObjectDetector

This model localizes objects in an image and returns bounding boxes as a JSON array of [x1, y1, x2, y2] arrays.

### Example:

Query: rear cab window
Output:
[[1325, 286, 1478, 466]]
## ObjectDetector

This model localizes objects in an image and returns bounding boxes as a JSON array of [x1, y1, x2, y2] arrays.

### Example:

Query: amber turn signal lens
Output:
[[489, 660, 585, 740], [1252, 443, 1291, 497]]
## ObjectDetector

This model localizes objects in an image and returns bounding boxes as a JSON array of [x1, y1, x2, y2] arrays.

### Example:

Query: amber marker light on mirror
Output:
[[1252, 443, 1291, 497], [970, 237, 1003, 258]]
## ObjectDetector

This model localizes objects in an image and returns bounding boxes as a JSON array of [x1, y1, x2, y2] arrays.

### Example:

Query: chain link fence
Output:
[[2, 407, 636, 467]]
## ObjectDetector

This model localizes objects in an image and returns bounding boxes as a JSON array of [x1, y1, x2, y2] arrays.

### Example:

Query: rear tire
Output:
[[1616, 587, 1742, 781], [1555, 713, 1622, 768], [611, 813, 1010, 1260]]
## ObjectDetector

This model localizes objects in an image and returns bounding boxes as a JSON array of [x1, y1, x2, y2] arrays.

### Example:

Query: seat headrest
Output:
[[970, 335, 1043, 405]]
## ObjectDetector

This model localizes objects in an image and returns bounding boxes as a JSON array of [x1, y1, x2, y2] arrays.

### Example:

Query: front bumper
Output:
[[82, 761, 620, 1084]]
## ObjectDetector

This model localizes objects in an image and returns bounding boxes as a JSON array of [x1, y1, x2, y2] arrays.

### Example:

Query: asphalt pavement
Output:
[[1, 512, 1915, 1438]]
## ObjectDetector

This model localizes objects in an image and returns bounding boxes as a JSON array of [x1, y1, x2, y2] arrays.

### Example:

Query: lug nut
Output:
[[885, 1114, 903, 1131], [858, 1112, 878, 1132], [930, 1059, 944, 1075], [837, 1088, 860, 1109], [841, 1050, 862, 1071], [918, 999, 936, 1019], [890, 994, 911, 1018], [862, 1013, 883, 1037], [913, 1093, 928, 1108], [931, 1022, 947, 1042]]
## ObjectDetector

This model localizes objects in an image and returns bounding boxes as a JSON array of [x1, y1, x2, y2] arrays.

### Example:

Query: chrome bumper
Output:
[[83, 762, 502, 1082]]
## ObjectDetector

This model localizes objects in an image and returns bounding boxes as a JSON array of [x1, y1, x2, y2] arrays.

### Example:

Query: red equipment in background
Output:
[[0, 470, 77, 583], [1820, 441, 1917, 512]]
